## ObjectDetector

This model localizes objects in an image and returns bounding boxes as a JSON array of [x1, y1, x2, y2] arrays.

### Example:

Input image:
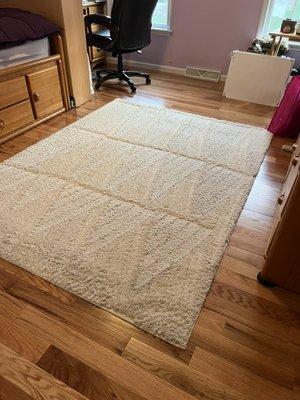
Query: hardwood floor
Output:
[[0, 71, 299, 400]]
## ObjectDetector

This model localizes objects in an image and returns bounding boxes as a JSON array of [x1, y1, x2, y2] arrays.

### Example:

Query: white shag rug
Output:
[[0, 99, 271, 348]]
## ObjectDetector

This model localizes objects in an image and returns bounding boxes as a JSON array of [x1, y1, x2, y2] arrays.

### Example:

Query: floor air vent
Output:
[[185, 67, 221, 82]]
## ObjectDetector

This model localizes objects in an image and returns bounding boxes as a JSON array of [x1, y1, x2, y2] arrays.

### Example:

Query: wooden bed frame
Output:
[[0, 33, 70, 144]]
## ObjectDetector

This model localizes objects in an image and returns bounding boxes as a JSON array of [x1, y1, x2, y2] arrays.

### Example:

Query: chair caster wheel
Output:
[[130, 85, 137, 93], [146, 77, 151, 85], [95, 83, 101, 90]]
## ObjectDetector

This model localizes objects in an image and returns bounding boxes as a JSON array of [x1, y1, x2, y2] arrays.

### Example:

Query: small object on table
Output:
[[281, 18, 297, 34], [269, 30, 300, 56]]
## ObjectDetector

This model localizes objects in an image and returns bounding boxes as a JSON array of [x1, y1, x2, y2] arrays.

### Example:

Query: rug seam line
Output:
[[3, 162, 221, 230], [72, 123, 262, 178]]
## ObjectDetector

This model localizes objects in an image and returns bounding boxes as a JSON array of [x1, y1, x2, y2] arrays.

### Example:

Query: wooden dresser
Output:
[[0, 34, 69, 144], [83, 0, 106, 67], [258, 135, 300, 293]]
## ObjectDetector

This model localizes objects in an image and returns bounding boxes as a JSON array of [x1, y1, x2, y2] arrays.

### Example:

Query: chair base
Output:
[[94, 54, 151, 93]]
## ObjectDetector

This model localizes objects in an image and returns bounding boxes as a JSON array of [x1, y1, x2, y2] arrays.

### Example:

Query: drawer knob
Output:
[[292, 156, 299, 167], [292, 144, 298, 152], [0, 119, 4, 130], [277, 194, 285, 205], [33, 92, 40, 102]]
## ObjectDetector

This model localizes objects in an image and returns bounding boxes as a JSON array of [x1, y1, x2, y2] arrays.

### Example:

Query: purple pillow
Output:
[[0, 8, 60, 48]]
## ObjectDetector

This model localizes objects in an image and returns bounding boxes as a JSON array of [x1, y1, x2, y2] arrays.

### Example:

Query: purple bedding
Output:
[[0, 8, 60, 48]]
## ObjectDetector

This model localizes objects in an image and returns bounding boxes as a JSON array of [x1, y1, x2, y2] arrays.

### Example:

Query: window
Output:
[[152, 0, 171, 31], [260, 0, 300, 36]]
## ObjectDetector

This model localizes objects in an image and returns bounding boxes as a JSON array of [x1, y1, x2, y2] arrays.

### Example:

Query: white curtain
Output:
[[258, 0, 276, 36]]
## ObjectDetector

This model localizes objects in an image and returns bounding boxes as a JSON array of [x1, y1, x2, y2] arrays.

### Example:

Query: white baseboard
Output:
[[106, 57, 227, 82]]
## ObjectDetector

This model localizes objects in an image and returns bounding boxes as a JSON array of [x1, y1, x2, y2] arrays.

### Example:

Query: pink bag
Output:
[[268, 76, 300, 138]]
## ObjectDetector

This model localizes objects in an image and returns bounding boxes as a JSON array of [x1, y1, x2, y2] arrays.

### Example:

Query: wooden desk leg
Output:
[[270, 36, 277, 56], [274, 36, 283, 56]]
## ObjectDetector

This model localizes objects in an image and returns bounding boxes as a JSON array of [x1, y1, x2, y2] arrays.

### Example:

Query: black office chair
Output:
[[85, 0, 158, 93]]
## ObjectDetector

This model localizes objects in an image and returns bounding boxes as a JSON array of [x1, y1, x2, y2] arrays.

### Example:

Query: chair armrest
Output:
[[84, 14, 118, 34]]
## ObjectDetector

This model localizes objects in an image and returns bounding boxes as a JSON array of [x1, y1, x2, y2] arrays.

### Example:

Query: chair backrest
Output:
[[111, 0, 158, 52]]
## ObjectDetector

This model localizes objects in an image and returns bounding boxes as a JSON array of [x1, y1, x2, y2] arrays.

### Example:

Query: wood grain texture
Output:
[[0, 76, 28, 110], [190, 346, 295, 400], [37, 346, 146, 400], [0, 342, 89, 400], [123, 337, 245, 400], [0, 71, 299, 399], [0, 100, 34, 139], [26, 66, 64, 119], [0, 375, 34, 400], [0, 310, 49, 364], [0, 56, 67, 144]]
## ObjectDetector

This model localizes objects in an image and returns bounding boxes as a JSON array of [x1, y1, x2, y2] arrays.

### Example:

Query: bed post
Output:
[[50, 33, 71, 110]]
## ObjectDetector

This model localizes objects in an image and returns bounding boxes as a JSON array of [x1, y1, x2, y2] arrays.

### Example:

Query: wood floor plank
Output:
[[243, 191, 278, 217], [289, 319, 300, 347], [0, 290, 196, 400], [215, 266, 300, 313], [0, 342, 89, 400], [122, 337, 243, 400], [223, 320, 300, 371], [229, 226, 269, 256], [219, 256, 261, 280], [37, 345, 146, 400], [0, 263, 195, 363], [237, 209, 273, 234], [194, 308, 300, 371], [0, 259, 76, 306], [190, 347, 296, 400], [204, 281, 297, 341], [0, 311, 49, 364], [191, 324, 295, 389], [0, 375, 34, 400], [0, 270, 131, 356], [226, 245, 266, 268]]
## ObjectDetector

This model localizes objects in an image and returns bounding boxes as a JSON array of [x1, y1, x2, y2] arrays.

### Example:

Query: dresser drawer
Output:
[[0, 100, 34, 139], [92, 46, 105, 60], [0, 76, 29, 110], [26, 66, 64, 119]]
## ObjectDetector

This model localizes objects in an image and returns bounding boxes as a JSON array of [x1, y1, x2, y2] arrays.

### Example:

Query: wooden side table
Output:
[[269, 31, 300, 56]]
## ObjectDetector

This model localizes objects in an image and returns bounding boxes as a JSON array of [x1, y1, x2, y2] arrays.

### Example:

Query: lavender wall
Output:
[[127, 0, 299, 73], [128, 0, 265, 74], [289, 48, 300, 68]]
